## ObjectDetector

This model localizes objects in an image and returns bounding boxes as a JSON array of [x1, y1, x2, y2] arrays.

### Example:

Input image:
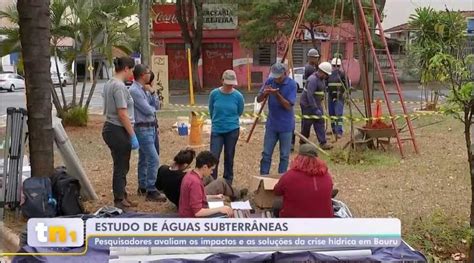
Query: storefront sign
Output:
[[152, 4, 181, 31], [203, 4, 238, 30], [304, 30, 330, 40]]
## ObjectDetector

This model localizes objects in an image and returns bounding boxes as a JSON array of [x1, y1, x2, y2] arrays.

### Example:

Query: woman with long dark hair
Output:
[[102, 56, 138, 211], [274, 143, 334, 218]]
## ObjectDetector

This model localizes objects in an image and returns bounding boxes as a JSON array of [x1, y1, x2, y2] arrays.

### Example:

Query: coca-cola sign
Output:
[[152, 4, 182, 31]]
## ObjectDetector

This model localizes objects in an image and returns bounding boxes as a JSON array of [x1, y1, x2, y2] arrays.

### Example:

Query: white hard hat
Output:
[[318, 62, 332, 75], [331, 58, 342, 66]]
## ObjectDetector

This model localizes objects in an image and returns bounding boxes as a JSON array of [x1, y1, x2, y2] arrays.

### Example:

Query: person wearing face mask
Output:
[[299, 62, 334, 150]]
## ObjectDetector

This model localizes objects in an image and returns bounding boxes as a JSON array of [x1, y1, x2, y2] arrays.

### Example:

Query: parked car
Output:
[[0, 72, 25, 92], [288, 67, 304, 93], [51, 71, 72, 87]]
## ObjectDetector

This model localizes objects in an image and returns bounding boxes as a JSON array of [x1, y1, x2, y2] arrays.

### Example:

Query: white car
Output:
[[51, 71, 72, 87], [288, 67, 304, 93], [0, 72, 25, 92]]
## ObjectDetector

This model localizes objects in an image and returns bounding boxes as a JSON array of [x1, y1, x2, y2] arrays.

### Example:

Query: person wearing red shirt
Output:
[[179, 151, 234, 218], [274, 143, 334, 218]]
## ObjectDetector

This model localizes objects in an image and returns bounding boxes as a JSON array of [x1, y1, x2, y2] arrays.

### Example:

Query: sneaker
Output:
[[320, 143, 334, 150], [146, 191, 167, 202], [137, 188, 147, 196]]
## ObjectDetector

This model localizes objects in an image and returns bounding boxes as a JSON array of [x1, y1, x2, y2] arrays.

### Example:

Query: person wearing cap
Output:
[[304, 48, 321, 85], [257, 62, 297, 175], [273, 143, 334, 218], [299, 62, 333, 150], [208, 69, 244, 185], [291, 48, 321, 151], [327, 58, 347, 139]]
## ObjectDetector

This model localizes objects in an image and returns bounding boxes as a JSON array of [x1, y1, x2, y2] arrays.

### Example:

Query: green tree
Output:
[[17, 0, 54, 177], [1, 0, 138, 125], [420, 9, 474, 260], [409, 7, 466, 109], [238, 0, 385, 49]]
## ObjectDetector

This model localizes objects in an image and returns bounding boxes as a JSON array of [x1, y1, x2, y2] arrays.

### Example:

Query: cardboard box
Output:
[[249, 175, 280, 209]]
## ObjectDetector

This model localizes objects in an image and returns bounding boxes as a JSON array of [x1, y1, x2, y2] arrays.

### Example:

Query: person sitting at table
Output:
[[273, 143, 334, 218], [178, 151, 234, 218]]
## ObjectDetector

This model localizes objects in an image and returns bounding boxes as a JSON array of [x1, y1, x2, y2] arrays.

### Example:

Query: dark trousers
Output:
[[102, 122, 131, 202], [300, 106, 327, 145], [328, 98, 344, 135], [210, 128, 240, 185]]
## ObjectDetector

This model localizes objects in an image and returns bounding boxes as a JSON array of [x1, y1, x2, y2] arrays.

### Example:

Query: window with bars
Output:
[[292, 43, 305, 66], [253, 44, 276, 66], [331, 43, 346, 59]]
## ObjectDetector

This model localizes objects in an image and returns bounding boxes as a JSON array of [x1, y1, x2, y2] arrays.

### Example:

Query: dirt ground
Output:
[[1, 111, 471, 257], [56, 113, 470, 229]]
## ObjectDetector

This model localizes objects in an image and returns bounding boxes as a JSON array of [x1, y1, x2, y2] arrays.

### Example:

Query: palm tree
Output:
[[17, 0, 54, 177]]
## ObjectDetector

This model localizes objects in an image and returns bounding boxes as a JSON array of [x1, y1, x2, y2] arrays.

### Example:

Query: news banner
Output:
[[26, 218, 401, 249]]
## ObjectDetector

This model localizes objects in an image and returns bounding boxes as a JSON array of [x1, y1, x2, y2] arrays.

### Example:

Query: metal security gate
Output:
[[202, 43, 233, 89]]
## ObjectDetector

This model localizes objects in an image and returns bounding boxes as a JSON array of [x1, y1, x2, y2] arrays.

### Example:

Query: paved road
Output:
[[0, 80, 444, 126]]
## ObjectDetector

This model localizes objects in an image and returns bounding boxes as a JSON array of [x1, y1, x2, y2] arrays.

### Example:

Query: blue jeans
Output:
[[210, 128, 240, 185], [135, 126, 159, 192], [260, 129, 293, 175], [328, 98, 344, 135]]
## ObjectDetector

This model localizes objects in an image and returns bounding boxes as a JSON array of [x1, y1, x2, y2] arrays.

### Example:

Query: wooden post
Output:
[[247, 53, 251, 91], [186, 47, 195, 105]]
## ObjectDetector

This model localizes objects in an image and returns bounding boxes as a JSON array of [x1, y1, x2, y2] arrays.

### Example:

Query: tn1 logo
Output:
[[35, 223, 77, 243]]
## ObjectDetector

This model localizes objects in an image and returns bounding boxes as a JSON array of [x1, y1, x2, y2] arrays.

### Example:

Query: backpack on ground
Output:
[[51, 166, 84, 216], [21, 177, 57, 218]]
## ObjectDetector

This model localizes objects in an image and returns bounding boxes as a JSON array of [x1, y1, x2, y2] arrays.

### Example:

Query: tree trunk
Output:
[[79, 59, 88, 107], [139, 0, 150, 65], [85, 60, 102, 110], [17, 0, 54, 177], [54, 47, 67, 107], [468, 105, 474, 262]]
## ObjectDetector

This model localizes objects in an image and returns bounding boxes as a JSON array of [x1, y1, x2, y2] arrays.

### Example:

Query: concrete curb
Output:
[[0, 223, 20, 252]]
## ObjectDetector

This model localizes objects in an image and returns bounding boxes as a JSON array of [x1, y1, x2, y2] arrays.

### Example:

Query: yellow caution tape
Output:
[[351, 99, 437, 105], [191, 110, 447, 123], [165, 103, 254, 109]]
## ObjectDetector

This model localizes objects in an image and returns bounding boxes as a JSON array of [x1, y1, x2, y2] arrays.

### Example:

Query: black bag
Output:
[[51, 166, 84, 216], [21, 177, 57, 218]]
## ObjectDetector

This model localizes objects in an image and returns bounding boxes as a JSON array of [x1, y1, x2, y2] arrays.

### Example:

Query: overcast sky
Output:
[[383, 0, 474, 29]]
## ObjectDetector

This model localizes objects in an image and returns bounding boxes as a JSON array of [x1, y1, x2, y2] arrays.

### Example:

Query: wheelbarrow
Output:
[[354, 127, 400, 151]]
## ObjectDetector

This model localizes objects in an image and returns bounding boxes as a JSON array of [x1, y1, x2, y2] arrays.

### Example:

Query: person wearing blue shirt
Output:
[[257, 62, 297, 175], [129, 64, 166, 202], [208, 70, 244, 185]]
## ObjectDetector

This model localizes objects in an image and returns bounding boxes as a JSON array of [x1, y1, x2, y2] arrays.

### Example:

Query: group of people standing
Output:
[[101, 52, 346, 218]]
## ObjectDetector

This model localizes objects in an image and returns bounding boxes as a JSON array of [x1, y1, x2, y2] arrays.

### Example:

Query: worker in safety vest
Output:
[[300, 62, 333, 150], [292, 48, 321, 151], [327, 58, 347, 139]]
